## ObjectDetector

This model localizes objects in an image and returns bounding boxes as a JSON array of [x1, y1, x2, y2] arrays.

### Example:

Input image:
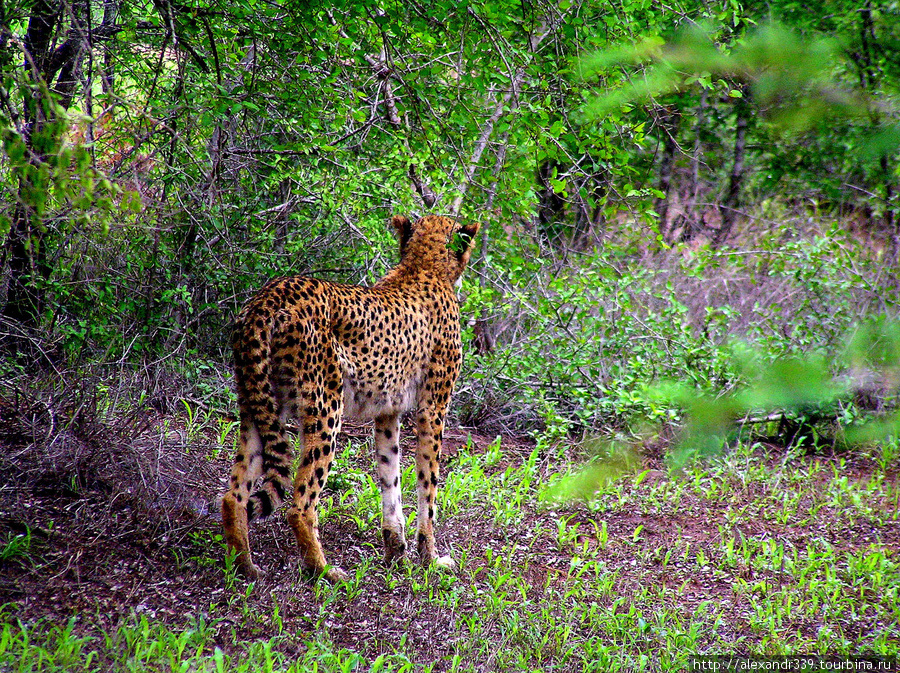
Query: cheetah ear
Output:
[[463, 222, 480, 242], [391, 215, 414, 256], [448, 223, 480, 285], [449, 222, 480, 258]]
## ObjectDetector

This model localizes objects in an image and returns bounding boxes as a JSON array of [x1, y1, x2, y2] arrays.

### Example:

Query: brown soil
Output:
[[1, 390, 898, 670]]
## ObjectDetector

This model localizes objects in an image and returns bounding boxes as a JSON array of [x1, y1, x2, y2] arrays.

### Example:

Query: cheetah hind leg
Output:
[[221, 492, 262, 580], [285, 353, 348, 583], [286, 506, 349, 582], [222, 421, 265, 580]]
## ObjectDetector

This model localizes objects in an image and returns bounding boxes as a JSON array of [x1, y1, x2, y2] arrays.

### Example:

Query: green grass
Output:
[[0, 530, 34, 565], [2, 435, 898, 672], [0, 614, 403, 673]]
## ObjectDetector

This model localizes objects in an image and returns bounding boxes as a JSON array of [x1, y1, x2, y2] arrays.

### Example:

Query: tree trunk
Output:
[[4, 206, 50, 327], [682, 89, 707, 243], [2, 0, 121, 330], [715, 86, 750, 248], [536, 159, 566, 245], [101, 0, 118, 95], [3, 0, 60, 330], [858, 2, 897, 247], [273, 179, 292, 255], [653, 105, 680, 242]]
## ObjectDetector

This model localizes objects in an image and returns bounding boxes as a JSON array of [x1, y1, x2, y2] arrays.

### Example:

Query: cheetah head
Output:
[[392, 215, 480, 284]]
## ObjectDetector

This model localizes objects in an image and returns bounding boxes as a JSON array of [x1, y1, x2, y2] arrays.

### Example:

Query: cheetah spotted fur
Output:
[[221, 215, 480, 582]]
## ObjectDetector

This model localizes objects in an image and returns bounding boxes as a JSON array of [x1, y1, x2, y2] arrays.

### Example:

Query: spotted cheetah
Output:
[[221, 214, 480, 582]]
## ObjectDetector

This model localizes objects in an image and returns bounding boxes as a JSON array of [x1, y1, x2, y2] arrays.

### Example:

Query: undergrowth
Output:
[[459, 219, 899, 437], [1, 212, 898, 672], [2, 434, 897, 672]]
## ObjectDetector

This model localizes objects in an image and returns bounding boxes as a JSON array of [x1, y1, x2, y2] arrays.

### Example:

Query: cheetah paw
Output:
[[237, 561, 264, 581], [323, 566, 350, 583], [433, 555, 456, 571]]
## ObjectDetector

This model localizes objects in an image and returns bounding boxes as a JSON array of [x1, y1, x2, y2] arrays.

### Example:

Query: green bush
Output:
[[459, 219, 899, 442]]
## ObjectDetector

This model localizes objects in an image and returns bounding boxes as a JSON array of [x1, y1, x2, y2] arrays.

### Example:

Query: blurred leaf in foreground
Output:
[[543, 439, 641, 502], [550, 320, 900, 498], [580, 22, 897, 150]]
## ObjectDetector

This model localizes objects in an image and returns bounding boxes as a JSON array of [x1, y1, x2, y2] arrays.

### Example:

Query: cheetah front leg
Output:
[[414, 406, 455, 570], [375, 414, 407, 564]]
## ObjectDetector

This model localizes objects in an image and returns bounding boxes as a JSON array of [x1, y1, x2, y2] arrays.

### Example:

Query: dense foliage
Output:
[[1, 0, 898, 441]]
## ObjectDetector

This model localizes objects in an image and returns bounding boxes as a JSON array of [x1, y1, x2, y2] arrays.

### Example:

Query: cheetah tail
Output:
[[245, 418, 292, 521], [233, 322, 294, 523]]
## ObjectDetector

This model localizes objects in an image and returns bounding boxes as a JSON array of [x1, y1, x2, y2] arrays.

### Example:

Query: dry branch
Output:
[[449, 19, 555, 217]]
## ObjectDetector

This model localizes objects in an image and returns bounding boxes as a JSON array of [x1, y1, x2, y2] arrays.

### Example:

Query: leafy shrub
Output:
[[458, 217, 900, 442]]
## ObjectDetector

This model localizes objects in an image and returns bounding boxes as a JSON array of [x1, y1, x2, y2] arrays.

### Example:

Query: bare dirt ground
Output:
[[1, 385, 898, 670], [0, 405, 526, 663]]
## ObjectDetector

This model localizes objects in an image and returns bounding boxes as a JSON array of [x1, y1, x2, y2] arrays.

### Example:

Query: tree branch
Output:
[[449, 80, 519, 217], [328, 9, 438, 210], [45, 22, 122, 80], [448, 19, 556, 217]]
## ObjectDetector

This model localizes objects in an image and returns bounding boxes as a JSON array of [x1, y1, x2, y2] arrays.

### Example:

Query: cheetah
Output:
[[221, 214, 480, 582]]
